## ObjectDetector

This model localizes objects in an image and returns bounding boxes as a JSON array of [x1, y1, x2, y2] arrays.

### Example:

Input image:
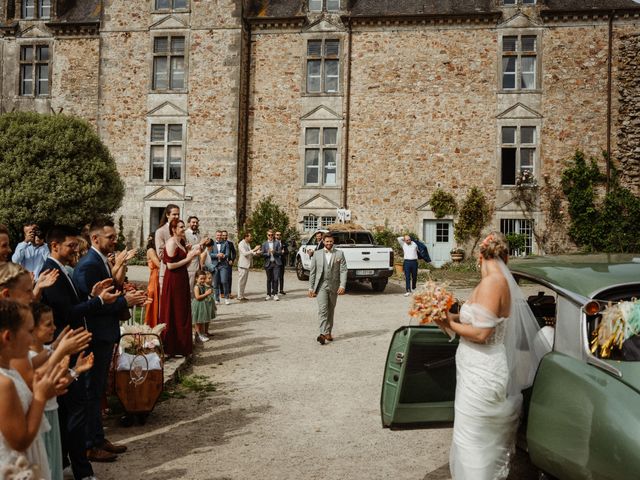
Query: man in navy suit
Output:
[[41, 226, 120, 471], [72, 219, 146, 462], [207, 230, 232, 305], [261, 229, 283, 301]]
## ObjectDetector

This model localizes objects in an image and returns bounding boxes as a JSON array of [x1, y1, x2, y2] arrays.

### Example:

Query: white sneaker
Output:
[[273, 295, 279, 301], [225, 299, 231, 305], [403, 292, 411, 297], [198, 334, 210, 343], [265, 295, 271, 301]]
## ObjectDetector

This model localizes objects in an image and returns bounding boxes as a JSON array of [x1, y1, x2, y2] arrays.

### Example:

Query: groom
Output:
[[308, 232, 347, 345]]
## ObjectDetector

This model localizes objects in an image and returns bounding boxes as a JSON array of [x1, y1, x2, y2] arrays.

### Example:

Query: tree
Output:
[[246, 196, 294, 247], [454, 187, 492, 252], [0, 112, 124, 238]]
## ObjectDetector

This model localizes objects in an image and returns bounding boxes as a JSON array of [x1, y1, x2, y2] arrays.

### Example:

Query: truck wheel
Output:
[[296, 257, 308, 281], [371, 279, 388, 292]]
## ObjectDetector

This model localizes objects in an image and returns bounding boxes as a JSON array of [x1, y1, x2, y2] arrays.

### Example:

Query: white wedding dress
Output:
[[449, 260, 549, 480]]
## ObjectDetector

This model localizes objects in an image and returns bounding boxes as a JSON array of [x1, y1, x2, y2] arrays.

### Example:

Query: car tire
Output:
[[296, 257, 309, 281], [371, 278, 388, 292]]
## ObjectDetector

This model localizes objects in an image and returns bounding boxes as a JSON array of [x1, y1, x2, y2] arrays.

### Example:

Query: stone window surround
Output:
[[301, 213, 337, 232], [145, 118, 188, 186], [496, 117, 541, 187], [19, 0, 52, 19], [17, 41, 51, 98], [303, 36, 343, 97], [497, 30, 542, 94], [308, 0, 341, 13], [299, 120, 342, 189], [150, 33, 189, 93], [151, 0, 190, 12]]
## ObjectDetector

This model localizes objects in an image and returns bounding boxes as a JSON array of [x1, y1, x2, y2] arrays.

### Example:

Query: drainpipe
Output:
[[237, 2, 251, 229], [342, 17, 353, 208], [606, 10, 614, 192]]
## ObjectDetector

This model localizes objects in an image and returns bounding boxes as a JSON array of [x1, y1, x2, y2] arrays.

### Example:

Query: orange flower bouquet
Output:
[[409, 279, 456, 340]]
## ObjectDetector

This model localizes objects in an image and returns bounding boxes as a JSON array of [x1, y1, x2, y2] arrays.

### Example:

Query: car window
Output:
[[331, 232, 374, 245]]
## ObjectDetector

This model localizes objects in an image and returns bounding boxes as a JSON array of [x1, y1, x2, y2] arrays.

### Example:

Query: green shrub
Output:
[[454, 187, 492, 250], [429, 189, 457, 219], [246, 196, 296, 267]]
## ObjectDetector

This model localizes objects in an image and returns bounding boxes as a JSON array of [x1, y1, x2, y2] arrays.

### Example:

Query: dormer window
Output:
[[503, 0, 536, 5], [22, 0, 51, 19], [154, 0, 188, 10], [309, 0, 340, 13]]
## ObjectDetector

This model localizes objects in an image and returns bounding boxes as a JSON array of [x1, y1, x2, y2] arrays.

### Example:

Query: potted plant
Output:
[[450, 247, 465, 262]]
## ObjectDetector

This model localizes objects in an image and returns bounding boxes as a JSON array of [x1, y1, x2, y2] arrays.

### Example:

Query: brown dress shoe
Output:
[[316, 334, 327, 345], [86, 448, 117, 462], [325, 333, 333, 342], [102, 439, 127, 454]]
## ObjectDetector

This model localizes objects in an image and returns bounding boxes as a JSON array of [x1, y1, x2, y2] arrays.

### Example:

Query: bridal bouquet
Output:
[[409, 279, 456, 339], [591, 299, 640, 358]]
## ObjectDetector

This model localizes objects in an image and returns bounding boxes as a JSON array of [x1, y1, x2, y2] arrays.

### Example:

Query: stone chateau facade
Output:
[[1, 0, 639, 262]]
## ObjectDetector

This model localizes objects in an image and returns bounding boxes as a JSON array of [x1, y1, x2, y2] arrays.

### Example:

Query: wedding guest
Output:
[[154, 204, 180, 291], [237, 232, 260, 301], [185, 216, 202, 295], [191, 271, 212, 343], [221, 230, 236, 298], [159, 219, 200, 357], [144, 236, 161, 328], [397, 235, 419, 297], [261, 230, 282, 301], [0, 224, 11, 262], [275, 231, 287, 295], [12, 223, 50, 279]]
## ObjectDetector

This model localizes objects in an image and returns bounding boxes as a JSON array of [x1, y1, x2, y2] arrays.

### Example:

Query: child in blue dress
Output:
[[192, 271, 213, 343]]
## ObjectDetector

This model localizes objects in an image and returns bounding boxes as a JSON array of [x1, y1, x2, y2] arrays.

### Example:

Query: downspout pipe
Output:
[[606, 10, 614, 193], [237, 1, 251, 229], [342, 17, 353, 209]]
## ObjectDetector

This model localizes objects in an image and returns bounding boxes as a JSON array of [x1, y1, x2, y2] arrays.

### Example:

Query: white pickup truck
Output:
[[295, 229, 394, 292]]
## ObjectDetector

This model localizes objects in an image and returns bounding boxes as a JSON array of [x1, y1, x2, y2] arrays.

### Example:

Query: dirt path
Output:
[[94, 270, 536, 480]]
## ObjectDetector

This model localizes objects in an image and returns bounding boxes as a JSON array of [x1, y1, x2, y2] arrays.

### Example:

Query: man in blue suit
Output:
[[207, 230, 232, 305], [72, 219, 147, 462], [41, 226, 120, 471], [261, 229, 283, 301]]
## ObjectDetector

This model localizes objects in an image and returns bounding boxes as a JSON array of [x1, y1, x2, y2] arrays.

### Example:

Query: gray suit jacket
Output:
[[309, 248, 348, 293]]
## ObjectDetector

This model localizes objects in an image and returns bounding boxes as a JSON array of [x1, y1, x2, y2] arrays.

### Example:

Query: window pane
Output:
[[151, 146, 165, 180], [309, 0, 322, 12], [327, 0, 340, 11], [323, 128, 337, 145], [502, 57, 516, 89], [521, 127, 535, 144], [168, 124, 182, 142], [173, 0, 188, 8], [324, 60, 339, 93], [153, 57, 168, 89], [170, 56, 184, 89], [305, 128, 320, 145], [523, 1, 536, 5], [40, 0, 52, 19], [436, 223, 449, 243], [502, 127, 516, 144], [521, 36, 536, 52], [171, 37, 185, 53], [168, 146, 182, 180], [151, 125, 165, 142], [503, 36, 517, 52], [323, 149, 337, 185], [307, 60, 321, 92], [37, 65, 48, 95], [21, 65, 33, 96], [21, 46, 33, 62], [307, 40, 322, 56], [503, 0, 516, 4], [23, 0, 35, 18], [154, 37, 169, 53], [501, 148, 517, 185], [303, 216, 318, 231], [521, 148, 535, 168], [321, 216, 336, 227], [521, 56, 536, 89], [156, 0, 170, 8], [36, 46, 49, 61], [325, 40, 340, 56], [305, 150, 319, 184]]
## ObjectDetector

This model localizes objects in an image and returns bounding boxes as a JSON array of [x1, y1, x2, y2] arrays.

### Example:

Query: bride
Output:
[[434, 232, 547, 480]]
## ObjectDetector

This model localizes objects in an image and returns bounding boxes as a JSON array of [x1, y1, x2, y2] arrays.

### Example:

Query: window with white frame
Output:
[[22, 0, 51, 19], [321, 216, 336, 227], [305, 127, 338, 186], [303, 215, 318, 232], [500, 218, 534, 256], [306, 39, 340, 94], [501, 35, 537, 90], [501, 126, 536, 186], [152, 36, 185, 91], [154, 0, 188, 10], [20, 45, 49, 96], [309, 0, 340, 12], [150, 124, 183, 182]]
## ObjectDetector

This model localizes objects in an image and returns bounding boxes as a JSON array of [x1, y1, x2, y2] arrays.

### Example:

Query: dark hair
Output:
[[0, 224, 9, 236], [0, 299, 29, 333], [187, 216, 199, 223], [195, 270, 207, 277], [243, 231, 251, 239], [89, 218, 114, 235], [31, 302, 52, 327], [146, 235, 156, 251], [46, 226, 78, 247], [159, 204, 180, 227], [204, 238, 214, 247], [323, 232, 334, 240]]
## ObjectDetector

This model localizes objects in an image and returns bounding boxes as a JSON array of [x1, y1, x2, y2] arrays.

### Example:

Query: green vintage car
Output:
[[381, 254, 640, 480]]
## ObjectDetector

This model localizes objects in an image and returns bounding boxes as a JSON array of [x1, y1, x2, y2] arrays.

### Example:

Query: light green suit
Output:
[[309, 247, 348, 335]]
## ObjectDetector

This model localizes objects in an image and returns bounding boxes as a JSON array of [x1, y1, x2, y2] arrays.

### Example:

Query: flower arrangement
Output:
[[409, 279, 456, 339], [119, 323, 166, 354], [591, 299, 640, 358], [450, 247, 465, 255], [515, 169, 538, 188], [0, 455, 43, 480]]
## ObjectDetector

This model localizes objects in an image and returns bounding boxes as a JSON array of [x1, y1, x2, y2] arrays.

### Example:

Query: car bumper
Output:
[[347, 269, 393, 280]]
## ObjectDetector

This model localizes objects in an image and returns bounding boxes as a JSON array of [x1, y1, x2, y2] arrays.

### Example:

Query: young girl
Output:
[[0, 299, 69, 479], [204, 271, 217, 337], [27, 303, 94, 480], [191, 271, 213, 343]]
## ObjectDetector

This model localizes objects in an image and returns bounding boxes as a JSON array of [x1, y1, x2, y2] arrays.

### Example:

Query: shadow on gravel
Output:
[[337, 328, 390, 341], [421, 448, 538, 480], [423, 463, 450, 479]]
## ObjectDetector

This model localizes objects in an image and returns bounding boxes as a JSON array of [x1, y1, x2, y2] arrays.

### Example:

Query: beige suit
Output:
[[155, 223, 171, 292], [309, 248, 348, 335], [237, 239, 258, 299]]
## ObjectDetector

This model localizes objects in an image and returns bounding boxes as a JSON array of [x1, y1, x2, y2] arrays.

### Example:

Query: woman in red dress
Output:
[[159, 219, 201, 357]]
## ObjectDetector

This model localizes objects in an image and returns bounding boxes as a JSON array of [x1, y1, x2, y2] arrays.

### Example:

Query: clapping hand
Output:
[[124, 289, 147, 307], [91, 278, 119, 304], [36, 269, 60, 289], [34, 356, 70, 401], [57, 328, 92, 356], [73, 351, 94, 375]]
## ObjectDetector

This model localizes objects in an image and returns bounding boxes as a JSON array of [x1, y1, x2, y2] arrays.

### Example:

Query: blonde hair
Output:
[[0, 262, 31, 290], [479, 232, 509, 262]]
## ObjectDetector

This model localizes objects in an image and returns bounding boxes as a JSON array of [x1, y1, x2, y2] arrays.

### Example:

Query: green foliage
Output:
[[373, 225, 418, 263], [0, 112, 124, 238], [116, 216, 126, 251], [454, 187, 492, 248], [505, 232, 527, 253], [429, 189, 457, 219], [246, 196, 296, 267], [561, 150, 640, 252]]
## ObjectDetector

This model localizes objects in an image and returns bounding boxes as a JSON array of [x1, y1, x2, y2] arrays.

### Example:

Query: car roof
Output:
[[509, 254, 640, 299]]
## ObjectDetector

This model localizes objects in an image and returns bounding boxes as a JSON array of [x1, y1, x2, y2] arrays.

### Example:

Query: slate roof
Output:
[[55, 0, 101, 23], [349, 0, 498, 17], [544, 0, 640, 12]]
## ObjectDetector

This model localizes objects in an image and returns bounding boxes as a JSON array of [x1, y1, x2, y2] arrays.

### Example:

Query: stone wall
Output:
[[617, 33, 640, 192]]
